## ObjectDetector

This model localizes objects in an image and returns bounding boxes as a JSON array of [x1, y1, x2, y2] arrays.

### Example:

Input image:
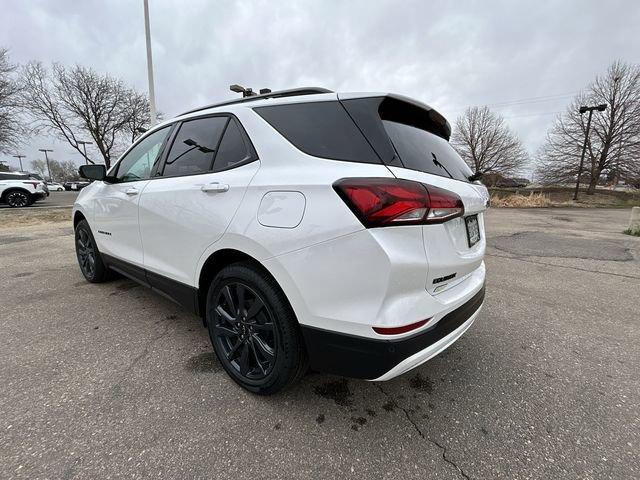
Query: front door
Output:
[[92, 126, 172, 269]]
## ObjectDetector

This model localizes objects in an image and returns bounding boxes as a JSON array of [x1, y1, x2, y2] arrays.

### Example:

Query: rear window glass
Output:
[[163, 116, 227, 177], [380, 100, 472, 182], [254, 102, 380, 163], [0, 173, 28, 180]]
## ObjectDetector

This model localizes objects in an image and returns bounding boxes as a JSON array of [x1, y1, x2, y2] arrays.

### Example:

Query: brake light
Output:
[[373, 318, 430, 335], [333, 178, 464, 227]]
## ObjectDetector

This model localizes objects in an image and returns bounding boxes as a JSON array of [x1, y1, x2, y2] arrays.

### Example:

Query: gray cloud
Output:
[[2, 0, 638, 172]]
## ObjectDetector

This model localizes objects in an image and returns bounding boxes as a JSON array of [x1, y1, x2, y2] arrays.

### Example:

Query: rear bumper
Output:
[[300, 285, 484, 380]]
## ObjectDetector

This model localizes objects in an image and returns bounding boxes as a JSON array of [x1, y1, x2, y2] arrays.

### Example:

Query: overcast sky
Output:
[[1, 0, 638, 174]]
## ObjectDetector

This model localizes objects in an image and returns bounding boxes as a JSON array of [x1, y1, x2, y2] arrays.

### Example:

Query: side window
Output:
[[116, 127, 171, 182], [213, 118, 253, 172], [254, 101, 380, 164], [162, 116, 227, 177]]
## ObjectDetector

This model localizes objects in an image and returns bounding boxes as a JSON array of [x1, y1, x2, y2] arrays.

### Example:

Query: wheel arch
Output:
[[73, 210, 87, 228], [197, 248, 277, 322], [1, 187, 32, 203]]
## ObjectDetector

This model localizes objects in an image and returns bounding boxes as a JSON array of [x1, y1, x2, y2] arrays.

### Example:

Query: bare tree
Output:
[[49, 159, 80, 182], [21, 62, 154, 169], [451, 106, 528, 178], [30, 159, 47, 178], [0, 48, 25, 154], [536, 61, 640, 193]]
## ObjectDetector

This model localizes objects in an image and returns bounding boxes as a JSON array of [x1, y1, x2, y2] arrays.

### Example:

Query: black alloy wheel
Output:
[[206, 263, 308, 394], [76, 227, 97, 279], [211, 282, 277, 380], [6, 191, 30, 208], [74, 219, 110, 283]]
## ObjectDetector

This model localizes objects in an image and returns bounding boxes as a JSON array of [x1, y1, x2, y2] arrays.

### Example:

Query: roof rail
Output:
[[180, 87, 333, 116]]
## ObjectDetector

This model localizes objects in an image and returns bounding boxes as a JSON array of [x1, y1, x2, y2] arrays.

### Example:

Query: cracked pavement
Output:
[[1, 207, 639, 479]]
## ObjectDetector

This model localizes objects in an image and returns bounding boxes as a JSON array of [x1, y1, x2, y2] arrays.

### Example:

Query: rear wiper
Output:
[[468, 172, 483, 182], [431, 153, 453, 179]]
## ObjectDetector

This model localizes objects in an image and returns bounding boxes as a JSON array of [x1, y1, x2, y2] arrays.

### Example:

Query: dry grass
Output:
[[0, 207, 71, 230], [490, 192, 551, 208]]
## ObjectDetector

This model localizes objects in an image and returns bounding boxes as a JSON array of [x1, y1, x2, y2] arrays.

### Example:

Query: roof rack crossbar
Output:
[[180, 87, 333, 116]]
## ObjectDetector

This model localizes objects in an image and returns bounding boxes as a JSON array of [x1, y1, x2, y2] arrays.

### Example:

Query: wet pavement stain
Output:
[[13, 272, 33, 278], [315, 414, 325, 424], [314, 379, 353, 406], [365, 408, 376, 417], [351, 416, 367, 430], [185, 352, 220, 373], [382, 400, 396, 412], [409, 373, 434, 394]]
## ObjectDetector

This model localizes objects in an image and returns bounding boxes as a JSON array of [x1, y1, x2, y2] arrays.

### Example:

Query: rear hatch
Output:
[[340, 94, 488, 294]]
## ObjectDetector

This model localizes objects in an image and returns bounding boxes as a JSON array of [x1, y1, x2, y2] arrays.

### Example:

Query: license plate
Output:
[[465, 215, 480, 247]]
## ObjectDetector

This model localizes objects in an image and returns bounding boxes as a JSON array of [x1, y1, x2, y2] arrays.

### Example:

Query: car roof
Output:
[[149, 88, 449, 139]]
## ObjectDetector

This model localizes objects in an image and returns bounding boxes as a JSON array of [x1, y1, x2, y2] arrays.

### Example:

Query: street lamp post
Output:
[[12, 154, 26, 171], [573, 104, 607, 201], [39, 149, 54, 182], [143, 0, 157, 126], [77, 141, 93, 164]]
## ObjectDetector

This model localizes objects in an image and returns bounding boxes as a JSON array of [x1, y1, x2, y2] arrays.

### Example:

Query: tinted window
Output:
[[255, 102, 380, 163], [0, 173, 28, 180], [213, 118, 252, 172], [379, 99, 471, 182], [116, 127, 171, 181], [163, 117, 227, 177]]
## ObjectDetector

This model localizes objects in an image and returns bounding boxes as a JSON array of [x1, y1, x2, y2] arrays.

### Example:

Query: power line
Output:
[[503, 111, 562, 119], [484, 91, 578, 108], [448, 91, 579, 113]]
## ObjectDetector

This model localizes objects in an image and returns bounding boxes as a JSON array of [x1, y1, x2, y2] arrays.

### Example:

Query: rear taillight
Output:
[[23, 181, 40, 188], [333, 178, 464, 227]]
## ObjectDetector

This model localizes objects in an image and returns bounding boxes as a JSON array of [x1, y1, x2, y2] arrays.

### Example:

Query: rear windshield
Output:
[[254, 101, 380, 164], [341, 96, 472, 183], [382, 120, 472, 182], [379, 99, 472, 182]]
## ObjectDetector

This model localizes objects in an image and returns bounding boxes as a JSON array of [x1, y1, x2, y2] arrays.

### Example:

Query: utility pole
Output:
[[143, 0, 157, 126], [573, 104, 607, 201], [12, 154, 26, 171], [77, 141, 93, 165], [39, 149, 54, 182]]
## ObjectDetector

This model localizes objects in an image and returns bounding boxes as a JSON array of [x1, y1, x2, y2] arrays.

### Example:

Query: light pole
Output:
[[12, 154, 26, 171], [77, 141, 93, 164], [573, 104, 607, 201], [39, 149, 54, 182], [143, 0, 157, 126]]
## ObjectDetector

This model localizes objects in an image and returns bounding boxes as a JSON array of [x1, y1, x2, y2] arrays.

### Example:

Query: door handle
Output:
[[125, 187, 139, 195], [201, 182, 229, 193]]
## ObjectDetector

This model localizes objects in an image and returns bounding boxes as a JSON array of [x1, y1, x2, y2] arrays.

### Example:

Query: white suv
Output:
[[0, 172, 48, 207], [73, 88, 488, 394]]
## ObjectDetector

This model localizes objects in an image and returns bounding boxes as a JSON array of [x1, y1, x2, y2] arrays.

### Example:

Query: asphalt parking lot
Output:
[[1, 208, 638, 479]]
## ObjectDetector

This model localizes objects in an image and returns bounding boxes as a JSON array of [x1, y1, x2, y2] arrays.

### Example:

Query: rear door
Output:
[[138, 114, 259, 287], [342, 95, 489, 293]]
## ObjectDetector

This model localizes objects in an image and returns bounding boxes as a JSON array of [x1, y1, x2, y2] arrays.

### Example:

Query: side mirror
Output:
[[79, 164, 106, 181]]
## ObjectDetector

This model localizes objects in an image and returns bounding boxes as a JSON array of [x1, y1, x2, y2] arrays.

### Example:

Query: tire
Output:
[[5, 190, 32, 208], [74, 219, 111, 283], [206, 262, 308, 395]]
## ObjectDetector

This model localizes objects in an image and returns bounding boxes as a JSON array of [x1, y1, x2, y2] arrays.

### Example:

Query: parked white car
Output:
[[0, 172, 48, 207], [73, 88, 488, 394], [47, 182, 65, 191]]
